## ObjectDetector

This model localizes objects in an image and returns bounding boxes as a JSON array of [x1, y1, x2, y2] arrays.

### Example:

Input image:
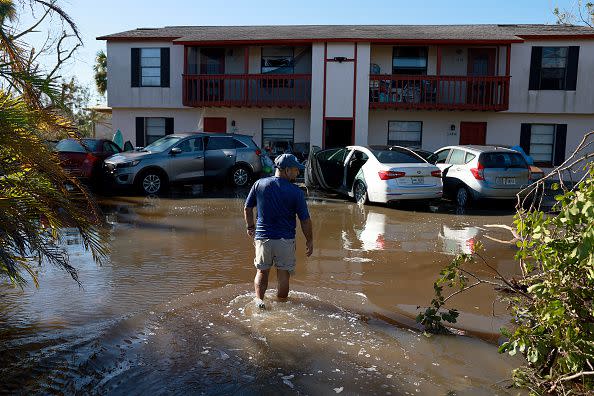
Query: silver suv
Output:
[[431, 145, 530, 207], [104, 133, 262, 195]]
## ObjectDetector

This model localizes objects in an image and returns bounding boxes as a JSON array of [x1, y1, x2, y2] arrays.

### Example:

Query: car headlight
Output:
[[116, 160, 140, 168]]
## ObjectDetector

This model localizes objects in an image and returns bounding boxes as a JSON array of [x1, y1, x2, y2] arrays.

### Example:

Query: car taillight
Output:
[[431, 170, 442, 178], [378, 170, 406, 180], [470, 161, 485, 180], [255, 149, 262, 156]]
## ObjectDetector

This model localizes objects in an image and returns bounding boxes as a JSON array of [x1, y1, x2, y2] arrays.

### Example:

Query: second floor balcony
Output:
[[369, 74, 510, 111], [183, 74, 312, 107]]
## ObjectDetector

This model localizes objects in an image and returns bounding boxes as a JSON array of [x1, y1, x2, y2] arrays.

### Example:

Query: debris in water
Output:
[[283, 379, 295, 389], [282, 375, 294, 380], [334, 387, 344, 393]]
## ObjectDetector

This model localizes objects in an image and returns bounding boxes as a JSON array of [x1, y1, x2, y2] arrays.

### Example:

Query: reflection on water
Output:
[[0, 194, 524, 394]]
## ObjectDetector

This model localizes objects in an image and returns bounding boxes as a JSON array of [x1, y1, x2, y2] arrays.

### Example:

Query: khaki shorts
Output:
[[253, 238, 296, 274]]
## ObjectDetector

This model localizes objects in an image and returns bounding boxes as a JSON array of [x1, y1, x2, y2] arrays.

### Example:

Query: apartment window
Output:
[[135, 117, 174, 146], [392, 47, 428, 75], [520, 123, 567, 167], [529, 46, 579, 91], [261, 47, 294, 74], [131, 48, 170, 87], [262, 118, 294, 156], [388, 121, 422, 148]]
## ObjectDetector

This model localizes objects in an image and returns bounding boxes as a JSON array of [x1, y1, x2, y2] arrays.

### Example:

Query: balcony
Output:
[[183, 74, 312, 108], [369, 75, 510, 111]]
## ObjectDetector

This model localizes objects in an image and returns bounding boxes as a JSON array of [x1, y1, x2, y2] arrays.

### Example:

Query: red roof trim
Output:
[[96, 36, 182, 41], [172, 38, 524, 45], [517, 34, 594, 40]]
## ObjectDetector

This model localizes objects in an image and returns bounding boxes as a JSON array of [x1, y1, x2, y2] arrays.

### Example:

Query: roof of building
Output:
[[97, 24, 594, 43]]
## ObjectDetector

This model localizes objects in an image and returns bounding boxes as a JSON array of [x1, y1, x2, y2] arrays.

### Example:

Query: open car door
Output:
[[305, 147, 348, 191]]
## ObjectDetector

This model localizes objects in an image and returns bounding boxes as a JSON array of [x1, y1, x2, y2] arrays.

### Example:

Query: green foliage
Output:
[[93, 50, 107, 97], [499, 164, 594, 393], [0, 0, 109, 287], [416, 252, 476, 334]]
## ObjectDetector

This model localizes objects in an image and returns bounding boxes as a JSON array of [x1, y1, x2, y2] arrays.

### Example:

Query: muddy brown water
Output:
[[0, 188, 525, 395]]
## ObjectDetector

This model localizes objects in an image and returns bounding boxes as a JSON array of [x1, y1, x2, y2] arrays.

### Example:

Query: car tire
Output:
[[354, 181, 369, 205], [455, 185, 472, 208], [136, 169, 167, 195], [231, 165, 252, 187]]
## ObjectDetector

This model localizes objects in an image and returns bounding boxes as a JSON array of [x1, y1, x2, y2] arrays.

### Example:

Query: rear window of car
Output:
[[233, 139, 248, 148], [56, 139, 99, 153], [480, 152, 528, 169], [371, 148, 424, 164]]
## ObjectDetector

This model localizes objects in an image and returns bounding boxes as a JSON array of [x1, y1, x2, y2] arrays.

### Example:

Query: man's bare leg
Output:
[[254, 269, 269, 300], [276, 269, 290, 300]]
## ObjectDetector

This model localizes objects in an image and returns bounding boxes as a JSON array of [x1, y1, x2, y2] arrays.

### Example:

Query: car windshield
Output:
[[371, 148, 424, 164], [56, 139, 100, 153], [480, 152, 528, 169], [143, 136, 183, 152]]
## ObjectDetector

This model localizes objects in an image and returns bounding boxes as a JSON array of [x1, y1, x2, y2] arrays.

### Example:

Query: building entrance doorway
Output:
[[324, 119, 353, 149], [459, 121, 487, 145]]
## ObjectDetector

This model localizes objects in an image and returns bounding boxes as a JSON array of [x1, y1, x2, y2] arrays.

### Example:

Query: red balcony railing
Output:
[[369, 75, 510, 111], [183, 74, 312, 107]]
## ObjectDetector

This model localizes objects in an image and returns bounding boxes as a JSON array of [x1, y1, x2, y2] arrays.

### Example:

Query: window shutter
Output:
[[528, 47, 542, 90], [135, 117, 145, 146], [131, 48, 140, 87], [520, 123, 532, 154], [565, 46, 579, 91], [165, 117, 174, 135], [553, 124, 567, 167], [161, 48, 170, 87]]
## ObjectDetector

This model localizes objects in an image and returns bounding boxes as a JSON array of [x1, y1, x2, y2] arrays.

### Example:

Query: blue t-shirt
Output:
[[245, 177, 310, 240]]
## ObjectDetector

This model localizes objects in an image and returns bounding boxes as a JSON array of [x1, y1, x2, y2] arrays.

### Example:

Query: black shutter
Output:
[[553, 124, 567, 166], [520, 123, 532, 154], [565, 46, 579, 91], [165, 117, 174, 135], [161, 48, 170, 87], [135, 117, 145, 147], [131, 48, 140, 87], [528, 47, 542, 90]]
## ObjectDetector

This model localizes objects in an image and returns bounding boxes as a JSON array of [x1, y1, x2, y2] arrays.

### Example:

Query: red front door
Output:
[[459, 122, 487, 145], [203, 117, 227, 133]]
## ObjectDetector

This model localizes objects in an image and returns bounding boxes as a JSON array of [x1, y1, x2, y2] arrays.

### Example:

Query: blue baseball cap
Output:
[[274, 153, 304, 170]]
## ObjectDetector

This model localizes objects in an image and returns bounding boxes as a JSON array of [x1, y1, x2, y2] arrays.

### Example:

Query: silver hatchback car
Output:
[[104, 132, 262, 195], [431, 145, 530, 207]]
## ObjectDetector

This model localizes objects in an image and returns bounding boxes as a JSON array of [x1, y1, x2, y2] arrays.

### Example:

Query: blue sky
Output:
[[15, 0, 583, 104]]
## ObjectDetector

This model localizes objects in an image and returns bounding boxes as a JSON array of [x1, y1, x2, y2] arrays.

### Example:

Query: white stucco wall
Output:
[[310, 43, 325, 147], [368, 110, 594, 170], [107, 41, 184, 108], [508, 39, 594, 114], [111, 108, 310, 148], [325, 43, 356, 118], [355, 43, 371, 145]]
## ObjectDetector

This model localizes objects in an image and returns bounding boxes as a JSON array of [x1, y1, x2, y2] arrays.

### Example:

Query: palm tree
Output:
[[0, 0, 109, 287], [94, 50, 107, 96]]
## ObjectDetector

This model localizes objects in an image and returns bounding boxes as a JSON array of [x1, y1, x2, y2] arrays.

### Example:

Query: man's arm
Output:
[[300, 218, 313, 256], [244, 206, 255, 238]]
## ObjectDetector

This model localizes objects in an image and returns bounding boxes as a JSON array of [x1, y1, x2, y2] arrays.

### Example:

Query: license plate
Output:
[[411, 177, 424, 184], [497, 177, 516, 185]]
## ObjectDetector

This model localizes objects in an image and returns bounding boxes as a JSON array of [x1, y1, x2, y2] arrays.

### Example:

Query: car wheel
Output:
[[354, 181, 368, 205], [137, 170, 167, 195], [231, 165, 251, 187], [455, 185, 472, 208]]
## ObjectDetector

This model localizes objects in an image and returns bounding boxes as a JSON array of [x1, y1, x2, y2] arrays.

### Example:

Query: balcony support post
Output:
[[244, 46, 249, 105]]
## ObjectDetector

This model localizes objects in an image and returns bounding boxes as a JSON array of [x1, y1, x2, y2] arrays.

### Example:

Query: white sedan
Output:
[[305, 145, 443, 204]]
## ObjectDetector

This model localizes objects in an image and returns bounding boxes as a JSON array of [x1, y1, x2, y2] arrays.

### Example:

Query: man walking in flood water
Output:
[[244, 154, 313, 309]]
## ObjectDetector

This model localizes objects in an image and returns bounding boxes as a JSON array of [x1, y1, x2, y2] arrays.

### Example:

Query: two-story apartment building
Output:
[[98, 24, 594, 170]]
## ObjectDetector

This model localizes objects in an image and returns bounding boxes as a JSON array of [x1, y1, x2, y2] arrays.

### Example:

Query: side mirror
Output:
[[170, 147, 182, 155]]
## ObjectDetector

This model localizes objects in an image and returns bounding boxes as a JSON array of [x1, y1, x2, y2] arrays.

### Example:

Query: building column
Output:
[[354, 43, 370, 146], [309, 42, 325, 147]]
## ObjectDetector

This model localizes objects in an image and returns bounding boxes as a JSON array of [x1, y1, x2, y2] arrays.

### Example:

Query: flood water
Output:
[[0, 187, 525, 395]]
